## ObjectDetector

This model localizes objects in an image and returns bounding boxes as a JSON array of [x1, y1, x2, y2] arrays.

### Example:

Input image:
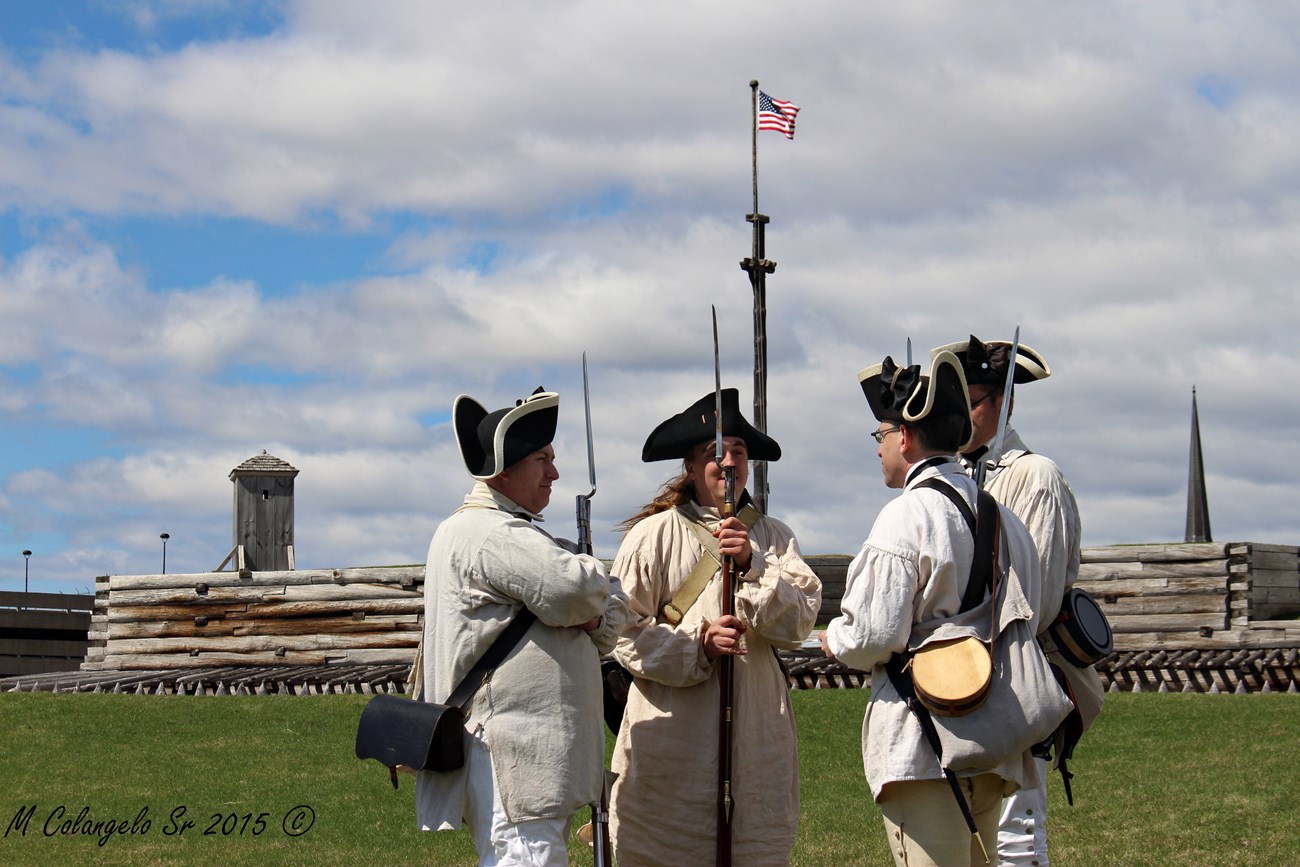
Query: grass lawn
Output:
[[1, 687, 1296, 865]]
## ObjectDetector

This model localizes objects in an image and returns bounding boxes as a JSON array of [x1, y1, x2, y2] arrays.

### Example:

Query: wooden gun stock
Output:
[[715, 466, 737, 867]]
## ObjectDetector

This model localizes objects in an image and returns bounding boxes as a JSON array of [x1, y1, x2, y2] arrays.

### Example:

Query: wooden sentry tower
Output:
[[228, 450, 298, 572]]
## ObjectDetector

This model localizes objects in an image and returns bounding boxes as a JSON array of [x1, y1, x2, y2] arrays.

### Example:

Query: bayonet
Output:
[[976, 326, 1020, 488], [573, 352, 614, 867], [713, 308, 736, 519]]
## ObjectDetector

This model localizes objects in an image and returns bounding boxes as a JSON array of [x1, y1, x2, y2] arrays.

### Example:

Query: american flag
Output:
[[758, 91, 800, 139]]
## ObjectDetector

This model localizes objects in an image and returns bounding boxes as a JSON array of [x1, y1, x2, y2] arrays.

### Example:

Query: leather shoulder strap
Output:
[[884, 652, 983, 841], [914, 477, 976, 534], [913, 479, 998, 614], [445, 608, 539, 710], [412, 501, 540, 706], [660, 503, 761, 625], [970, 490, 999, 615]]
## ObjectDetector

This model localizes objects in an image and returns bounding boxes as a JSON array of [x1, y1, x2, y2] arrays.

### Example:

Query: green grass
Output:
[[1, 689, 1296, 866]]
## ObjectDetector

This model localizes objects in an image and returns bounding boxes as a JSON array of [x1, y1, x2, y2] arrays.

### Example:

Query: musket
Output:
[[712, 306, 737, 867], [974, 325, 1020, 489], [574, 352, 615, 867], [590, 770, 615, 867]]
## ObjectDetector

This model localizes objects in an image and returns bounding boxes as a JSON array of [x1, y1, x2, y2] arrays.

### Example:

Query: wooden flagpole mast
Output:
[[742, 80, 777, 514]]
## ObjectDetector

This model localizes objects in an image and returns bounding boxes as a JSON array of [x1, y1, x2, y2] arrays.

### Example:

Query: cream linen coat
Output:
[[415, 482, 629, 830], [824, 459, 1045, 800], [976, 426, 1104, 729], [609, 501, 821, 867], [977, 426, 1080, 628]]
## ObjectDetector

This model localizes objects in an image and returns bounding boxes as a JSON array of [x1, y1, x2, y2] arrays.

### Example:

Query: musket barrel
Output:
[[576, 352, 613, 867], [712, 306, 737, 866]]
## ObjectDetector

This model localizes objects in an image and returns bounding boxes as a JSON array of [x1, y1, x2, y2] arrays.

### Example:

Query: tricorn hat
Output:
[[932, 334, 1050, 389], [857, 350, 973, 450], [453, 387, 559, 480], [641, 388, 781, 462]]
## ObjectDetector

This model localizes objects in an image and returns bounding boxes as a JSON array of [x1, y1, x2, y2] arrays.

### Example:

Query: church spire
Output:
[[1185, 386, 1212, 542]]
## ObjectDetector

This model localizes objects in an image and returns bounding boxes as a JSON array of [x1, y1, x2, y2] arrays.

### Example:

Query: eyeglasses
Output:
[[871, 426, 901, 444]]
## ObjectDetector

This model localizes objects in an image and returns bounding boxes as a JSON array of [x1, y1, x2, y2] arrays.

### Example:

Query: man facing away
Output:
[[936, 335, 1105, 866], [415, 387, 630, 867], [822, 350, 1049, 867]]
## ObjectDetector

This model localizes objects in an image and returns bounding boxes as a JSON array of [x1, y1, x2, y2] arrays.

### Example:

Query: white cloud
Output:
[[3, 1, 1300, 591]]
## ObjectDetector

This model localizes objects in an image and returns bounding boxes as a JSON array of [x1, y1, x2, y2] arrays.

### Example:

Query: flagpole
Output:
[[743, 79, 776, 514], [751, 81, 760, 217]]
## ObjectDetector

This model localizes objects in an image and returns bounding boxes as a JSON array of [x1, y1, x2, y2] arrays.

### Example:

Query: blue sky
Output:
[[3, 1, 284, 56], [3, 1, 1300, 593], [1, 212, 396, 294]]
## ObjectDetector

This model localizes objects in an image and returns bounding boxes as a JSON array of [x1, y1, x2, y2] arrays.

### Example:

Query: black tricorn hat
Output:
[[857, 350, 974, 451], [641, 388, 781, 462], [453, 387, 559, 480], [932, 334, 1051, 389]]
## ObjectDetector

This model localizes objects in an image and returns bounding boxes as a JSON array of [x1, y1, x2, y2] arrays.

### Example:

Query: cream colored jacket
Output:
[[825, 459, 1045, 800], [415, 481, 629, 828], [977, 426, 1104, 730], [976, 426, 1081, 628], [608, 500, 821, 867]]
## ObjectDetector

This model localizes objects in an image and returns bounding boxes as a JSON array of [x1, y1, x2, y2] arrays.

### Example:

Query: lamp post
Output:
[[160, 533, 170, 575], [22, 550, 31, 593]]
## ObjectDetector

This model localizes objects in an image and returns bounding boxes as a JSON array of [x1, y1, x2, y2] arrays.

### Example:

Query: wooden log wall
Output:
[[84, 566, 424, 671], [1076, 542, 1300, 651], [806, 555, 849, 624], [1243, 542, 1300, 620], [80, 542, 1298, 673], [811, 542, 1299, 648]]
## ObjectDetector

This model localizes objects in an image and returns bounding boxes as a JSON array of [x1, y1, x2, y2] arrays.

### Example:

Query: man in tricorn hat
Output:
[[415, 387, 629, 866], [606, 387, 821, 867], [821, 351, 1047, 866], [935, 335, 1104, 866]]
